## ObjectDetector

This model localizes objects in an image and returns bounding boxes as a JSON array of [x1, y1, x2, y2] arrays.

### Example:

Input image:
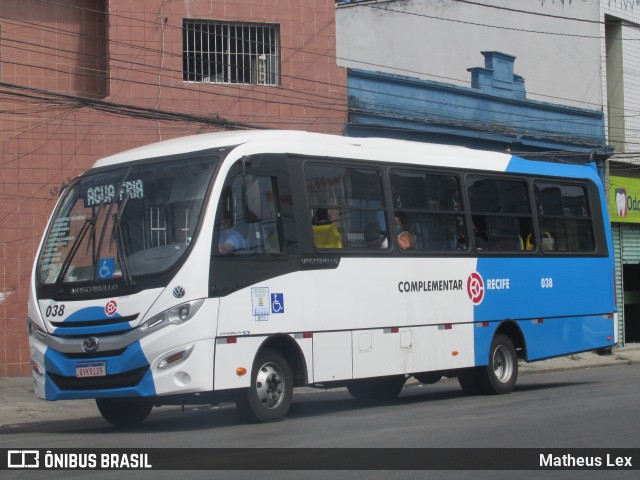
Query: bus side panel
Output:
[[214, 336, 265, 390], [213, 335, 313, 390], [474, 257, 614, 322], [352, 324, 475, 379], [473, 321, 499, 367], [518, 315, 615, 361], [313, 331, 352, 383]]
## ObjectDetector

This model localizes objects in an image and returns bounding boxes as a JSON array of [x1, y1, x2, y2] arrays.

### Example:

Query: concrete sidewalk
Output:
[[1, 344, 639, 426]]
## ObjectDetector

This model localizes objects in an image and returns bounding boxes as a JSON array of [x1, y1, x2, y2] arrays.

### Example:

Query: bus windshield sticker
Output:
[[97, 258, 115, 280], [252, 287, 270, 321]]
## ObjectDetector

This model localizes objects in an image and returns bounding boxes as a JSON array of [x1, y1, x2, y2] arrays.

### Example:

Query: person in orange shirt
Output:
[[395, 213, 416, 250]]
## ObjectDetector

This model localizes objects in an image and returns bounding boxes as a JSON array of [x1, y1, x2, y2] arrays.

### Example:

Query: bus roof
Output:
[[93, 130, 503, 167], [92, 129, 599, 182]]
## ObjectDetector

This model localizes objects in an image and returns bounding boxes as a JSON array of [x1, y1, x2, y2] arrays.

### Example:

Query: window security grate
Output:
[[183, 20, 280, 86]]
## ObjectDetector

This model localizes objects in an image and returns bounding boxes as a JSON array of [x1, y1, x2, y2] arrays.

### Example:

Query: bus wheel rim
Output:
[[493, 345, 513, 383], [255, 362, 285, 409]]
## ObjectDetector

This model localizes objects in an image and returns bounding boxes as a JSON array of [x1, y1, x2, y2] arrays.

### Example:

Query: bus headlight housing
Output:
[[27, 317, 48, 338], [140, 299, 205, 331]]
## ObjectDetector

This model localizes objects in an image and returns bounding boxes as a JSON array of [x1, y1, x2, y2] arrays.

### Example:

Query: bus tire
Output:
[[485, 334, 518, 394], [96, 398, 153, 427], [236, 348, 293, 422], [347, 375, 405, 402], [458, 334, 518, 396]]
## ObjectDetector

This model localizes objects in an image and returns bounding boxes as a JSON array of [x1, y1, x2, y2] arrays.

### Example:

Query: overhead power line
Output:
[[0, 81, 264, 131]]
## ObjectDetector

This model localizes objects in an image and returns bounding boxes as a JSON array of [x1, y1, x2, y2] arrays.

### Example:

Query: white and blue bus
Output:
[[28, 130, 617, 424]]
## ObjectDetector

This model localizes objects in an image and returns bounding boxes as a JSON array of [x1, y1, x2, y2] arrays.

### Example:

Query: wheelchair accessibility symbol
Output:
[[271, 293, 284, 314], [97, 258, 115, 279]]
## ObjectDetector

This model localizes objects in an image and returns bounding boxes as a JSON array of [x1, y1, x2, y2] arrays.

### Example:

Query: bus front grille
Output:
[[48, 366, 149, 391]]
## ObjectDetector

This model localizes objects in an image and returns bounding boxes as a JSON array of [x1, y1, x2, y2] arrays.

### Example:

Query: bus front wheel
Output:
[[236, 348, 293, 422], [96, 398, 153, 427], [458, 334, 518, 395]]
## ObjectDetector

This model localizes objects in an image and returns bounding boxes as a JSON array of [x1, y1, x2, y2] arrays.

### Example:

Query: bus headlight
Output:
[[140, 299, 205, 331]]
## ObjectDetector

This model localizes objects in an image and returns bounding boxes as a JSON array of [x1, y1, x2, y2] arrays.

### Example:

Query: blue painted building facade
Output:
[[346, 52, 612, 165]]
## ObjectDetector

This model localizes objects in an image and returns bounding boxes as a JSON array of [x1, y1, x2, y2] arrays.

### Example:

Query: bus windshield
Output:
[[37, 155, 218, 286]]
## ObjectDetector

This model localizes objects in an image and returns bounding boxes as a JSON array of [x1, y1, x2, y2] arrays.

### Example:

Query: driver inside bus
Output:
[[218, 213, 246, 253]]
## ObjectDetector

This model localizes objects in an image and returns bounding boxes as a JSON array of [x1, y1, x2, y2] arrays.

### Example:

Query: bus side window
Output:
[[467, 177, 533, 253], [213, 170, 283, 255], [390, 169, 466, 252], [305, 164, 388, 250], [534, 182, 594, 253]]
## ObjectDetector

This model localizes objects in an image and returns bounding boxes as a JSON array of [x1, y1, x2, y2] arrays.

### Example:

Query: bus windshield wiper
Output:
[[111, 192, 133, 285], [94, 167, 131, 282], [54, 216, 95, 292]]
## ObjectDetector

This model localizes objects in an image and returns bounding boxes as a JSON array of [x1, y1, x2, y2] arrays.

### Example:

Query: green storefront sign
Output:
[[609, 176, 640, 223]]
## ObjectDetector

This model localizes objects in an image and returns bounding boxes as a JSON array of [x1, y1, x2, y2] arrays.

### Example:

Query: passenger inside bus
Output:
[[312, 208, 343, 249], [395, 213, 417, 250], [473, 222, 489, 251]]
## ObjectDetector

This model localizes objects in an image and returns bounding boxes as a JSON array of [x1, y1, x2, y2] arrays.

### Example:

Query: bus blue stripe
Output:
[[43, 340, 155, 400]]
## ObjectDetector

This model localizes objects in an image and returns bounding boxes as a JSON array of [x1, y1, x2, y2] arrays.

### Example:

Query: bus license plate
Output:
[[76, 362, 106, 378]]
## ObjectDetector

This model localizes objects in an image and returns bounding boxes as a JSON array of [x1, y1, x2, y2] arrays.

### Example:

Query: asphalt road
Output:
[[2, 364, 639, 479]]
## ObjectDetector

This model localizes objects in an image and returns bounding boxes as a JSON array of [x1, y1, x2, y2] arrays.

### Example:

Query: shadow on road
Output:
[[0, 378, 594, 436]]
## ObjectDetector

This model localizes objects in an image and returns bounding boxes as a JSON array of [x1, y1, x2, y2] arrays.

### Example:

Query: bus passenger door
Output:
[[209, 156, 303, 390]]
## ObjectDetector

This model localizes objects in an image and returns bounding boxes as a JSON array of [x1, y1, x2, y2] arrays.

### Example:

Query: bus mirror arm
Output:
[[242, 157, 262, 224]]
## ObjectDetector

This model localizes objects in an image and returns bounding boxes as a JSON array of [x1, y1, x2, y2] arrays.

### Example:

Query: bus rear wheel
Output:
[[347, 375, 405, 402], [96, 398, 153, 427], [486, 334, 518, 394], [458, 334, 518, 395], [236, 348, 293, 422]]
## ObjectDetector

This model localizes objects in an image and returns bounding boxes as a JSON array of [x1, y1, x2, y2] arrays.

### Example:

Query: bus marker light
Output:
[[439, 324, 453, 330], [159, 352, 186, 368], [31, 361, 44, 376], [452, 351, 459, 356], [607, 336, 612, 342], [158, 345, 194, 369], [303, 332, 313, 339], [236, 367, 247, 376], [391, 327, 399, 333], [533, 318, 544, 324], [226, 337, 237, 344]]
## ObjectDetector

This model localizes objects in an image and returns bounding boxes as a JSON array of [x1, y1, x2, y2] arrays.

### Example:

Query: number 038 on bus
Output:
[[27, 130, 617, 425]]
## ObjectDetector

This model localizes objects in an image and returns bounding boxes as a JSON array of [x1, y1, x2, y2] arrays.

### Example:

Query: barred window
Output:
[[183, 20, 279, 85]]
